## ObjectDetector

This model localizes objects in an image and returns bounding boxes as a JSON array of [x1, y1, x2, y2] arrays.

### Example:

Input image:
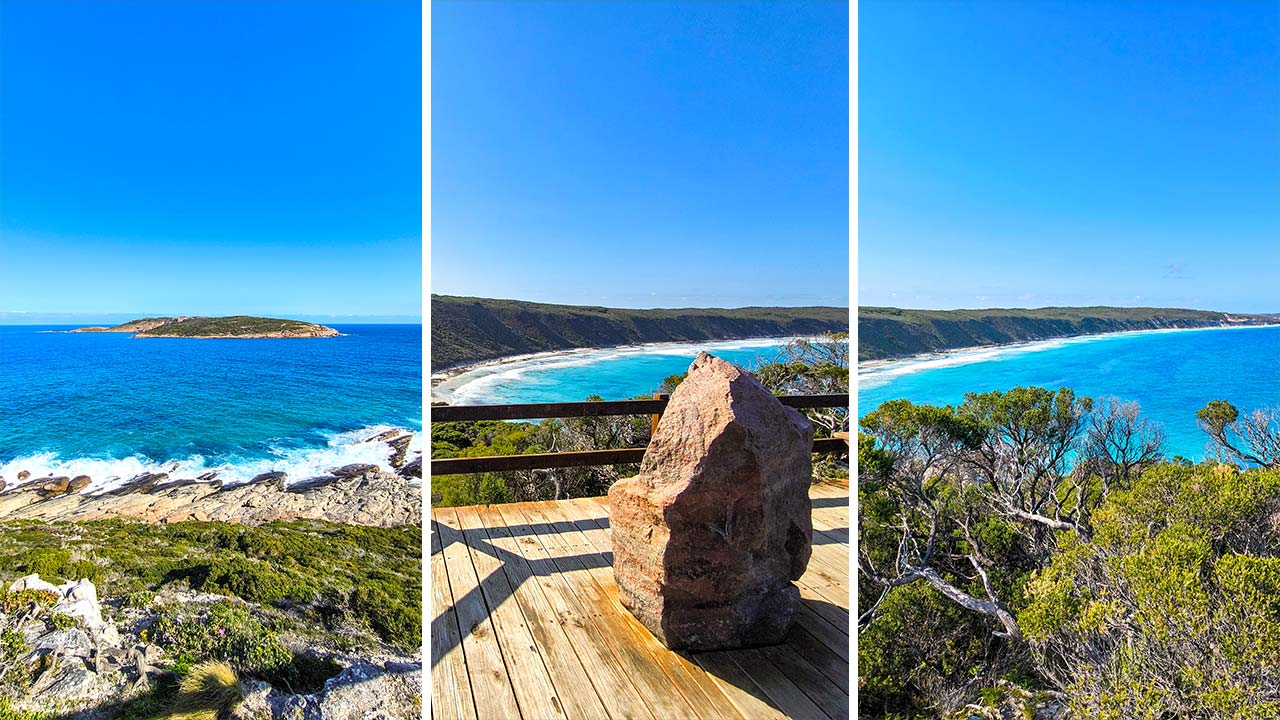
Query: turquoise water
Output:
[[0, 324, 422, 489], [858, 326, 1280, 460], [435, 339, 793, 405]]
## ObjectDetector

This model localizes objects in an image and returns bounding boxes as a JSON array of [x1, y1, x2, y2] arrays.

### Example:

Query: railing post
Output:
[[650, 393, 669, 439]]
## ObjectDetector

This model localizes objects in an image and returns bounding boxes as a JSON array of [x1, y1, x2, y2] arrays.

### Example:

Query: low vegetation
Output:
[[432, 334, 849, 506], [859, 305, 1274, 361], [431, 294, 849, 371], [859, 387, 1280, 718], [0, 519, 421, 651], [136, 315, 336, 337]]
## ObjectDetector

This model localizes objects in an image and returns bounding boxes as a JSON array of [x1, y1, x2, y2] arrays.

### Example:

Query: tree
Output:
[[1020, 463, 1280, 719], [756, 332, 849, 436], [1197, 400, 1280, 468]]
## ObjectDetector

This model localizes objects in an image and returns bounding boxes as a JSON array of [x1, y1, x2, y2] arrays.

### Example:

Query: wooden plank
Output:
[[692, 651, 790, 720], [433, 448, 647, 475], [542, 501, 751, 720], [434, 398, 668, 422], [796, 582, 850, 636], [430, 520, 477, 720], [452, 506, 566, 720], [784, 624, 849, 692], [794, 603, 849, 661], [434, 511, 522, 719], [433, 441, 847, 475], [473, 504, 612, 720], [494, 502, 658, 720], [723, 648, 830, 720], [517, 501, 705, 720], [757, 643, 848, 718], [431, 394, 848, 423]]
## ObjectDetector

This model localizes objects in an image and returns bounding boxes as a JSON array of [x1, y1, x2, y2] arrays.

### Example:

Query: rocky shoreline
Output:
[[0, 431, 422, 526]]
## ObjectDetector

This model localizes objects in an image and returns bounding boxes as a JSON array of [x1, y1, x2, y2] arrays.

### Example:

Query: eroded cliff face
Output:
[[858, 307, 1276, 361]]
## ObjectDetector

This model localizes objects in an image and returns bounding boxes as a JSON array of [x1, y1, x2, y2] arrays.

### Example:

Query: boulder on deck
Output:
[[609, 352, 813, 650]]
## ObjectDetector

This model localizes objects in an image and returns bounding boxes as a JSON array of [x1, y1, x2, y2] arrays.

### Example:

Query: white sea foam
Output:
[[0, 425, 423, 495], [434, 337, 808, 405], [857, 324, 1278, 391]]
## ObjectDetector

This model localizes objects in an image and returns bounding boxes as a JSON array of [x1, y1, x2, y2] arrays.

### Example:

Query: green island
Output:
[[859, 305, 1275, 361], [859, 388, 1280, 718], [72, 316, 340, 339], [431, 295, 849, 372]]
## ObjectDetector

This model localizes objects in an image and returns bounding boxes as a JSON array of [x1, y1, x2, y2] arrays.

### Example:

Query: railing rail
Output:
[[431, 393, 849, 475]]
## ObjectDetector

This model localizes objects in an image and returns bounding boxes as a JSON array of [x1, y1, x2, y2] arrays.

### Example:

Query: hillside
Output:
[[431, 295, 849, 371], [859, 306, 1275, 361], [74, 315, 340, 338]]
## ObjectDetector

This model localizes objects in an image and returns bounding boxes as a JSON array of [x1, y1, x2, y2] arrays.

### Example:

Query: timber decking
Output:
[[430, 479, 850, 720]]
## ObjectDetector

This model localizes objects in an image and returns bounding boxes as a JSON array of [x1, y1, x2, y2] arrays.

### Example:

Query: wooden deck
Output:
[[430, 479, 850, 720]]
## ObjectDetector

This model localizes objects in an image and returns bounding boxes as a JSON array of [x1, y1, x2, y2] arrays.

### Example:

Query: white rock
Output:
[[8, 573, 60, 594]]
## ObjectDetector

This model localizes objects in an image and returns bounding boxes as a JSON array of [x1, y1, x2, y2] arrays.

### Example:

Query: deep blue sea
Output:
[[0, 324, 422, 490], [433, 338, 794, 405], [859, 325, 1280, 460]]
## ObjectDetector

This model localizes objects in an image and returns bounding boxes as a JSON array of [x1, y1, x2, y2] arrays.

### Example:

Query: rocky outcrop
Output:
[[400, 457, 422, 479], [2, 575, 147, 713], [68, 476, 92, 493], [250, 471, 288, 487], [331, 464, 378, 479], [233, 660, 421, 720], [609, 352, 813, 650], [0, 472, 419, 527], [387, 436, 412, 468]]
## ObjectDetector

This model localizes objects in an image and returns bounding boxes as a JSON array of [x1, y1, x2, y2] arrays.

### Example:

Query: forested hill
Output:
[[860, 306, 1275, 361], [431, 295, 849, 371]]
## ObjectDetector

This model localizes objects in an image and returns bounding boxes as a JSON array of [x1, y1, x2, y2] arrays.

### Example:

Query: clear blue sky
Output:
[[861, 0, 1280, 313], [432, 0, 849, 309], [0, 1, 421, 324]]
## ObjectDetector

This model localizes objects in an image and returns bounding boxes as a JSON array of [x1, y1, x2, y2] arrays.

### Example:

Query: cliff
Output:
[[859, 306, 1276, 361], [431, 295, 850, 372]]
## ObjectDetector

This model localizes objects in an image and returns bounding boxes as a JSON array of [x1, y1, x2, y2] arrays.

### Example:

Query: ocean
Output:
[[434, 338, 797, 405], [859, 325, 1280, 460], [0, 324, 422, 491]]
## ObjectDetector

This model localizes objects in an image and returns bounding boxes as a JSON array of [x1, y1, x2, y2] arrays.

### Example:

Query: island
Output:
[[72, 315, 341, 338], [859, 305, 1277, 361]]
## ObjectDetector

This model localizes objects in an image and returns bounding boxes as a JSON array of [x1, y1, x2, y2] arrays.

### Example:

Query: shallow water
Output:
[[0, 324, 422, 490], [436, 338, 796, 405], [858, 325, 1280, 460]]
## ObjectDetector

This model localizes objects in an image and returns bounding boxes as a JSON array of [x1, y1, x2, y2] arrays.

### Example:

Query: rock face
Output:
[[331, 463, 378, 479], [609, 352, 813, 650], [0, 472, 420, 527]]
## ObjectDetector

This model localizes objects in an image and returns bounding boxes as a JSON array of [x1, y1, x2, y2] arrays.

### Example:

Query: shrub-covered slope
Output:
[[859, 305, 1274, 361], [431, 295, 849, 371]]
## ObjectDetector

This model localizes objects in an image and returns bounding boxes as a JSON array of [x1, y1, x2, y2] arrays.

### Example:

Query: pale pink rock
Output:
[[609, 352, 813, 650]]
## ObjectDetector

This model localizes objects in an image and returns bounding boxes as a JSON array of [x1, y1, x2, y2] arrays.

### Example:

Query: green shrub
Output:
[[47, 613, 78, 631], [193, 556, 312, 605], [1, 589, 60, 614], [151, 602, 292, 680], [352, 583, 420, 651]]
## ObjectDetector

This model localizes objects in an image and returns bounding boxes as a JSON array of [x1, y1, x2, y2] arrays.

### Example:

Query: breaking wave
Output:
[[0, 424, 423, 495]]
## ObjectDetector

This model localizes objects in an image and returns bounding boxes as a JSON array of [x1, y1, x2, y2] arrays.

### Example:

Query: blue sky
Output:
[[861, 0, 1280, 313], [0, 1, 421, 323], [432, 0, 849, 309]]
